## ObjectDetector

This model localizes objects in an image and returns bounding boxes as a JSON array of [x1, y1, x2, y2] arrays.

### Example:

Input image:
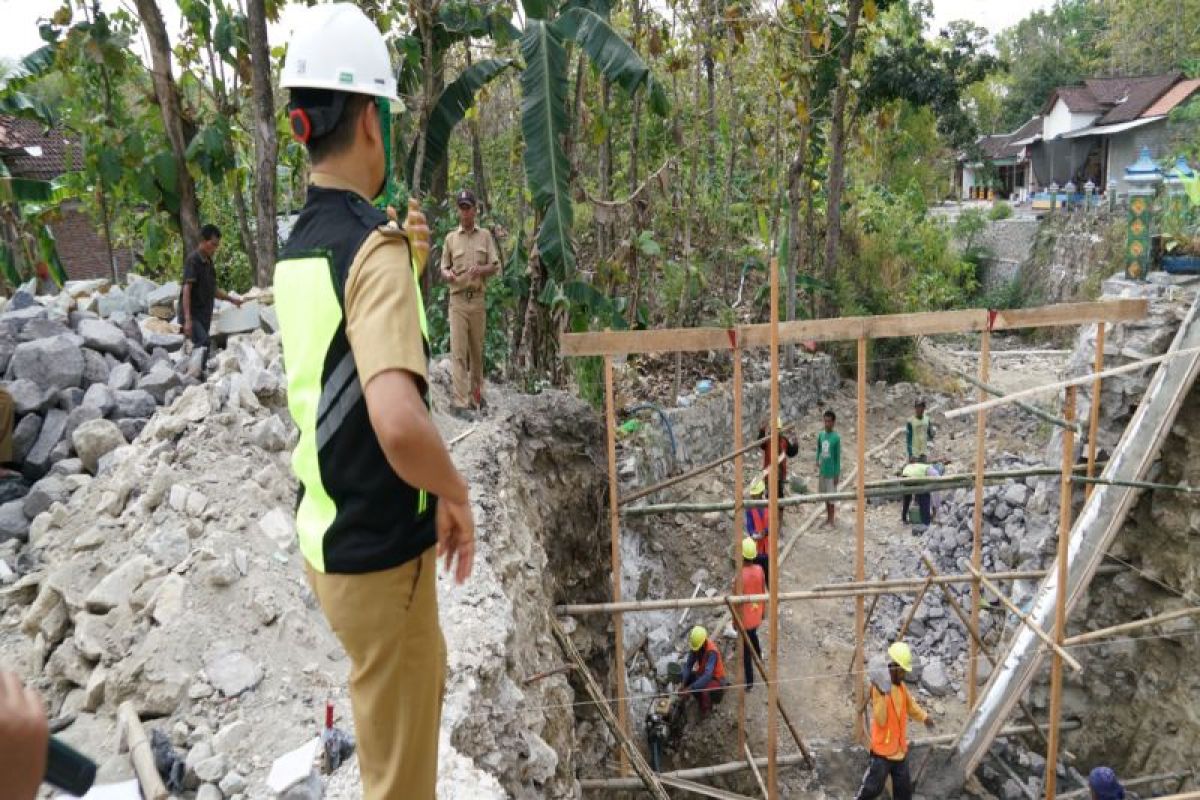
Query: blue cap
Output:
[[1088, 767, 1125, 800]]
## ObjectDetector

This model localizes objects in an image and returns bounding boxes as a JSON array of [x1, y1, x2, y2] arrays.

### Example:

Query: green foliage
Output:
[[977, 277, 1029, 311], [988, 201, 1013, 220]]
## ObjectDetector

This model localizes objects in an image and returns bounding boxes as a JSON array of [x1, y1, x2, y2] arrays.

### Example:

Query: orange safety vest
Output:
[[740, 564, 765, 630], [870, 684, 912, 759], [696, 639, 726, 683]]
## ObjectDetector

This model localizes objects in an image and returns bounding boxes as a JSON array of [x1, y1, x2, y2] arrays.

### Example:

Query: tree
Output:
[[135, 0, 203, 254], [246, 0, 278, 287]]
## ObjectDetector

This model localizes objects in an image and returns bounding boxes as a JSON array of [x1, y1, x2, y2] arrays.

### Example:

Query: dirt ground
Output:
[[636, 334, 1071, 788]]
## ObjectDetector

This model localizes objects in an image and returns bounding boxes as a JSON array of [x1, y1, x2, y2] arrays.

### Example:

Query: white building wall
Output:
[[1043, 99, 1099, 139]]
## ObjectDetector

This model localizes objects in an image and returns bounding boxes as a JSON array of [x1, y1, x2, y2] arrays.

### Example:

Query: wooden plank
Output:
[[744, 743, 769, 799], [659, 776, 760, 800], [853, 337, 867, 740], [1045, 386, 1076, 799], [969, 329, 990, 711], [559, 299, 1149, 357], [602, 356, 630, 776], [733, 342, 746, 756], [549, 618, 670, 800], [1085, 323, 1106, 500], [1064, 606, 1200, 646], [968, 566, 1083, 673], [766, 257, 781, 799]]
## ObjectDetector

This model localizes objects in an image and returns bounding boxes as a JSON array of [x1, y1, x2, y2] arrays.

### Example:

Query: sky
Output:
[[0, 0, 1056, 62]]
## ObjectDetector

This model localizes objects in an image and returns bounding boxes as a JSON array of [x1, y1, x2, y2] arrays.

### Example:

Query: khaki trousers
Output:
[[307, 549, 447, 800], [449, 290, 486, 407], [0, 388, 13, 463]]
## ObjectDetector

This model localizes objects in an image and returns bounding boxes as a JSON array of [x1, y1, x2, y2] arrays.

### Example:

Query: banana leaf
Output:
[[553, 8, 669, 116], [36, 224, 67, 287], [0, 243, 20, 289]]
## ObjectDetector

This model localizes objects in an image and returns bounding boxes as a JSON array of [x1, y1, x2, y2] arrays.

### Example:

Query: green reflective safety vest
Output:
[[274, 185, 435, 574]]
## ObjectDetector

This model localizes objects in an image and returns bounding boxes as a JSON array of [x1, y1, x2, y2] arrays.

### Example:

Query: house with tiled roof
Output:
[[0, 114, 134, 285], [957, 116, 1043, 201], [958, 71, 1200, 201]]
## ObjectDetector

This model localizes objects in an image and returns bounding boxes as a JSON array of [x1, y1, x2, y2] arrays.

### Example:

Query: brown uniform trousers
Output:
[[441, 227, 497, 408], [306, 549, 447, 800]]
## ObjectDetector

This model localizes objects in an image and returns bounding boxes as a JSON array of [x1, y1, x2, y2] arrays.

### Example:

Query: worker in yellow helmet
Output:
[[681, 626, 727, 719], [744, 478, 772, 586], [738, 538, 766, 691], [855, 642, 934, 800], [757, 416, 799, 497]]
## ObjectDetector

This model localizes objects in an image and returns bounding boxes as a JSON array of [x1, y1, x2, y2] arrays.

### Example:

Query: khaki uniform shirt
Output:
[[441, 225, 499, 295], [310, 172, 427, 389]]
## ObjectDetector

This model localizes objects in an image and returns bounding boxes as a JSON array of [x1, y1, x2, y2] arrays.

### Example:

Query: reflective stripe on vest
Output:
[[749, 507, 768, 533], [273, 255, 343, 572], [870, 684, 911, 759]]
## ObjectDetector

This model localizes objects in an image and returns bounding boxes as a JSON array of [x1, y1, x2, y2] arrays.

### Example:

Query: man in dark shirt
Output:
[[181, 224, 242, 349]]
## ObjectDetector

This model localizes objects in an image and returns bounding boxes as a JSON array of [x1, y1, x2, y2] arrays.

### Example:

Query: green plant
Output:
[[988, 200, 1013, 220]]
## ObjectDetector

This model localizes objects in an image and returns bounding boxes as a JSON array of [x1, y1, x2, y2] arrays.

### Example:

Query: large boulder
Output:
[[81, 384, 116, 417], [5, 380, 53, 416], [24, 408, 67, 476], [12, 414, 41, 462], [212, 302, 261, 336], [84, 555, 151, 613], [124, 276, 159, 315], [19, 318, 72, 342], [107, 363, 137, 391], [112, 390, 157, 420], [10, 336, 85, 391], [0, 500, 30, 542], [78, 319, 129, 359], [81, 349, 110, 386], [72, 418, 126, 474]]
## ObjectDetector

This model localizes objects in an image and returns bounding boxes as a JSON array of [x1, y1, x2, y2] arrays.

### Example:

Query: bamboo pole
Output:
[[848, 570, 887, 673], [950, 365, 1080, 433], [603, 356, 630, 776], [555, 566, 1125, 615], [969, 328, 990, 711], [724, 599, 815, 768], [1056, 770, 1196, 799], [619, 423, 797, 506], [920, 554, 1048, 749], [948, 349, 1071, 357], [898, 574, 934, 639], [767, 256, 781, 799], [968, 566, 1084, 673], [945, 345, 1200, 419], [854, 336, 867, 743], [1064, 606, 1200, 646], [733, 339, 746, 757], [624, 464, 1102, 516], [578, 721, 1082, 791], [549, 618, 670, 800], [744, 743, 769, 799], [117, 702, 169, 800], [1045, 385, 1076, 800], [1085, 323, 1105, 500], [1070, 475, 1200, 494], [659, 775, 759, 800]]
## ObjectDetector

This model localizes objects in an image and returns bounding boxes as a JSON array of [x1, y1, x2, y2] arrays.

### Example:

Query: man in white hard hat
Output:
[[855, 642, 934, 800], [276, 6, 475, 798]]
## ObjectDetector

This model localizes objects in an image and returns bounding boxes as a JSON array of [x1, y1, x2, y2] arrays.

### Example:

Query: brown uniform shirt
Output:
[[309, 172, 427, 389], [440, 225, 499, 294]]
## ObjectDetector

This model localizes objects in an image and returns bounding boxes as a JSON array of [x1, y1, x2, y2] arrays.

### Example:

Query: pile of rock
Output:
[[0, 278, 275, 543]]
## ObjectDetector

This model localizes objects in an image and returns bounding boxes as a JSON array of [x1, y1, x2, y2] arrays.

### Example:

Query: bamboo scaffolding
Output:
[[950, 364, 1080, 433], [733, 341, 747, 757], [744, 743, 769, 799], [945, 346, 1200, 420], [624, 464, 1100, 516], [848, 570, 887, 673], [659, 775, 759, 800], [1045, 386, 1076, 800], [1056, 770, 1195, 799], [969, 328, 990, 712], [1070, 475, 1200, 494], [556, 566, 1124, 615], [1064, 606, 1200, 646], [549, 617, 669, 800], [578, 721, 1082, 791], [766, 257, 781, 799], [1085, 323, 1105, 500], [724, 598, 815, 768], [920, 554, 1048, 749], [898, 574, 934, 639], [853, 336, 868, 741], [967, 566, 1084, 673], [602, 356, 630, 775]]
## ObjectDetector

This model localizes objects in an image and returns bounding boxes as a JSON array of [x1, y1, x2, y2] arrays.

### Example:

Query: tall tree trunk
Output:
[[430, 55, 449, 206], [134, 0, 201, 255], [597, 79, 613, 260], [703, 0, 717, 181], [464, 46, 490, 213], [410, 0, 436, 198], [820, 0, 863, 317], [629, 0, 644, 193], [230, 180, 257, 281], [247, 0, 277, 287]]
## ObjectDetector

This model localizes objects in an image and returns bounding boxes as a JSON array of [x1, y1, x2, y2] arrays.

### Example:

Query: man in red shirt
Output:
[[757, 417, 799, 495], [738, 538, 766, 690]]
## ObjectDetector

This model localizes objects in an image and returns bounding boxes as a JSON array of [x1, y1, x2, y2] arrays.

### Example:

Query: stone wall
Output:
[[976, 217, 1041, 294], [1022, 210, 1126, 306]]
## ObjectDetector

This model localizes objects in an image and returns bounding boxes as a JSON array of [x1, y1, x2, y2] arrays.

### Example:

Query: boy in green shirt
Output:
[[816, 409, 841, 527]]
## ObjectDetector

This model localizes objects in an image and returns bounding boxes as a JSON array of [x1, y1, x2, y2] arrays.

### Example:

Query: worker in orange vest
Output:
[[854, 642, 934, 800], [738, 538, 765, 690], [744, 479, 771, 586], [682, 626, 727, 719]]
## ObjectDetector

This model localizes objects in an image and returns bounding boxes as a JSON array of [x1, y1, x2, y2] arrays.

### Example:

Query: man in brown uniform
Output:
[[440, 190, 499, 415]]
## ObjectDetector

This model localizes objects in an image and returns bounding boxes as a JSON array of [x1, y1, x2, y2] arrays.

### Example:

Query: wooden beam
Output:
[[1085, 323, 1105, 500], [854, 336, 868, 742], [659, 776, 760, 800], [117, 702, 169, 800], [725, 599, 816, 768], [733, 342, 747, 757], [602, 356, 630, 776], [1064, 606, 1200, 646], [1045, 386, 1077, 800], [767, 257, 781, 800], [549, 618, 670, 800], [744, 743, 769, 800], [559, 299, 1149, 357], [969, 329, 990, 712], [968, 566, 1084, 673]]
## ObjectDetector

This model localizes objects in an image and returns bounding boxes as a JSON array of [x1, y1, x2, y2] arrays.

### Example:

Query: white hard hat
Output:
[[281, 3, 400, 103]]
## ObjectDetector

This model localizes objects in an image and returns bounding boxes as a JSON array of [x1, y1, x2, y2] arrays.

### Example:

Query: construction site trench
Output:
[[0, 270, 1198, 799]]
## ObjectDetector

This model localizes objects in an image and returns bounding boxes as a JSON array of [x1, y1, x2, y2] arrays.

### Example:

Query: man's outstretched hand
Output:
[[0, 672, 48, 800], [436, 497, 475, 584]]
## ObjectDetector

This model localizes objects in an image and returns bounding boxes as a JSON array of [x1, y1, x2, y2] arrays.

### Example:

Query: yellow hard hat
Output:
[[742, 537, 758, 560], [689, 626, 707, 651], [887, 642, 913, 672], [750, 478, 766, 496]]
